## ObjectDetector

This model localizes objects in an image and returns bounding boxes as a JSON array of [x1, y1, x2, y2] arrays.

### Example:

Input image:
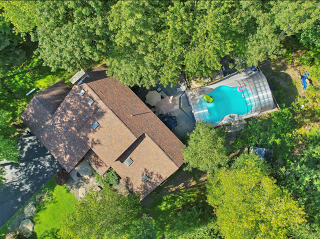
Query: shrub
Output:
[[96, 168, 120, 186], [54, 169, 70, 186]]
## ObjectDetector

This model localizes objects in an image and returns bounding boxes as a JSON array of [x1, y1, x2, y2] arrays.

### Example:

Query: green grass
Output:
[[30, 179, 78, 239], [145, 184, 206, 238], [0, 178, 78, 239], [2, 55, 75, 123]]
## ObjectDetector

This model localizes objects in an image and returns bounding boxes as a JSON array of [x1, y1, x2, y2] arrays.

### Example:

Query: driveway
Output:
[[0, 131, 61, 228]]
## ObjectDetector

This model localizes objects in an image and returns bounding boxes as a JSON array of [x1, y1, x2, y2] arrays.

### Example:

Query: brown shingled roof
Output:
[[21, 66, 184, 199], [112, 133, 179, 199], [84, 66, 184, 167], [35, 80, 71, 115]]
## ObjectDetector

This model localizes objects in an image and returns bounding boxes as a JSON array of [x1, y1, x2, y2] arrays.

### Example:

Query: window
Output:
[[140, 174, 149, 183], [88, 98, 94, 107], [80, 89, 86, 96], [124, 157, 133, 166], [92, 122, 99, 130]]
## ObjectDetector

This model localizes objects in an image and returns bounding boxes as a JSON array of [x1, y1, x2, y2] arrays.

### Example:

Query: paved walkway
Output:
[[0, 132, 61, 228]]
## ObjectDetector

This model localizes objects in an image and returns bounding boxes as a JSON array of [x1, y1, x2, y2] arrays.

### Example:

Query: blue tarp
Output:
[[250, 65, 258, 72], [302, 71, 309, 90], [251, 146, 273, 164]]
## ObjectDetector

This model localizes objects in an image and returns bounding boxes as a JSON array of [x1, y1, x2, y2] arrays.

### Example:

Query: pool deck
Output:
[[186, 70, 280, 127], [133, 82, 195, 140]]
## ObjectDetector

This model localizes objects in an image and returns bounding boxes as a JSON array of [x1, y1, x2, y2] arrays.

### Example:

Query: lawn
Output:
[[1, 55, 75, 126], [0, 178, 78, 239]]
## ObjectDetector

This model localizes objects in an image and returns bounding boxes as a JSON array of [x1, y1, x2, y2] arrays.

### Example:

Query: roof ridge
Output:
[[85, 82, 138, 136]]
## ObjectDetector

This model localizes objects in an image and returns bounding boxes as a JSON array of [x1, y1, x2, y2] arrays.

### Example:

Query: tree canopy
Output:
[[207, 158, 306, 239], [34, 0, 115, 72], [0, 1, 39, 36], [58, 184, 154, 238], [182, 122, 229, 172], [283, 144, 320, 235], [0, 12, 25, 74]]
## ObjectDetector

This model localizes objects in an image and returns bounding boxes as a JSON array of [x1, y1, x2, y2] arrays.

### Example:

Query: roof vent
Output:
[[124, 157, 133, 167], [80, 89, 86, 96], [141, 174, 149, 183], [88, 98, 94, 107], [92, 122, 99, 130]]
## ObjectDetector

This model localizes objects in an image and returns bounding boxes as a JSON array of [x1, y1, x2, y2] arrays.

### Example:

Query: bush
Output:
[[96, 168, 120, 186], [54, 169, 70, 186]]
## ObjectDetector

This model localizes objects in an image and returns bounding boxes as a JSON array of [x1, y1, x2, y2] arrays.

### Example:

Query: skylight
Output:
[[141, 174, 149, 183], [88, 98, 94, 107], [80, 89, 86, 96], [92, 122, 99, 130], [124, 157, 133, 167]]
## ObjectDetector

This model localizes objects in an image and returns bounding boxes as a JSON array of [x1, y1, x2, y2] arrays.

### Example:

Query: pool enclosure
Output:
[[186, 67, 279, 127]]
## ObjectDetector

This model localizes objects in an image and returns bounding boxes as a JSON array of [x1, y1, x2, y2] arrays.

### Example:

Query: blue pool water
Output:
[[197, 86, 252, 123]]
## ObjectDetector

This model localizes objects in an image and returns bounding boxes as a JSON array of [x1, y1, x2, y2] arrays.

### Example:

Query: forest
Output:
[[0, 1, 320, 238]]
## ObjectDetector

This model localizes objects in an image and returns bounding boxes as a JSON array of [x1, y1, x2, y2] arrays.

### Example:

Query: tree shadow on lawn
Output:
[[141, 167, 204, 208], [146, 183, 208, 237]]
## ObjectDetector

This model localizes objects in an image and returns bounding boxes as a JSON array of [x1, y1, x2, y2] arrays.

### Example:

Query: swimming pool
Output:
[[197, 86, 252, 123]]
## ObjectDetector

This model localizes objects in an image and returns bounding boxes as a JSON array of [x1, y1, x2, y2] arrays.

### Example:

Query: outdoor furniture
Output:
[[158, 113, 178, 131], [146, 90, 161, 106], [160, 91, 167, 98], [177, 85, 186, 92], [155, 96, 176, 114]]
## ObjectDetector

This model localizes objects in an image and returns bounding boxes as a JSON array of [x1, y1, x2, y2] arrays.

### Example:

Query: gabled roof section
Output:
[[112, 133, 179, 200], [84, 66, 184, 167], [34, 80, 71, 115], [84, 149, 109, 175], [78, 84, 137, 168]]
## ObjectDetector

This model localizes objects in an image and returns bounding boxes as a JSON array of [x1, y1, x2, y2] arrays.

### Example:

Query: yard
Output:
[[0, 177, 78, 239]]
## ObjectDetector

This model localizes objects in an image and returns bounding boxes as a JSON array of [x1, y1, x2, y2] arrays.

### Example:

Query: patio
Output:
[[133, 81, 195, 140]]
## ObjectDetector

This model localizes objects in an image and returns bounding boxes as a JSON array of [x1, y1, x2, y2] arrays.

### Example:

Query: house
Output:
[[186, 67, 279, 126], [21, 65, 184, 200]]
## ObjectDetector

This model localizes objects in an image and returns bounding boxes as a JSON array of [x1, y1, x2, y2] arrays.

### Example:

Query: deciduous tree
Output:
[[182, 122, 229, 172], [58, 185, 142, 238], [284, 144, 320, 236], [207, 159, 306, 239], [35, 0, 115, 72], [0, 12, 25, 74], [0, 1, 39, 36]]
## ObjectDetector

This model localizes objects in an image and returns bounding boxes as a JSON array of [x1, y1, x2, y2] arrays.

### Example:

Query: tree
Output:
[[58, 185, 142, 238], [34, 0, 115, 72], [107, 0, 171, 88], [207, 159, 306, 239], [165, 205, 221, 239], [129, 214, 157, 239], [0, 12, 25, 74], [182, 122, 229, 172], [283, 144, 320, 236], [0, 1, 39, 36]]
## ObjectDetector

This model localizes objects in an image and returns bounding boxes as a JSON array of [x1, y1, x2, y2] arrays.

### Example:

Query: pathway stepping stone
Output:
[[19, 219, 34, 238], [24, 202, 36, 218], [79, 187, 86, 198]]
